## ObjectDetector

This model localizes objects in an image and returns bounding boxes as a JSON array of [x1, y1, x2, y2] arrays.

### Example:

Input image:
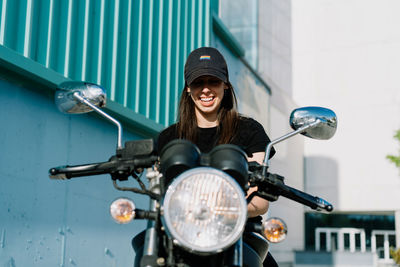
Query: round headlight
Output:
[[162, 167, 247, 254]]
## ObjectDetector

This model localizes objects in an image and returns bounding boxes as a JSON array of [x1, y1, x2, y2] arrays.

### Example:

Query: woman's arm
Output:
[[247, 151, 269, 218]]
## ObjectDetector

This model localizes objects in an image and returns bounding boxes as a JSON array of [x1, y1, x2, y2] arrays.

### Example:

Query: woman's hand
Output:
[[247, 152, 269, 218], [247, 186, 269, 217]]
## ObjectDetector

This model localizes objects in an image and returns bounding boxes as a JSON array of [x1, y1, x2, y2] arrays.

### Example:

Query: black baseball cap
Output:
[[184, 47, 229, 86]]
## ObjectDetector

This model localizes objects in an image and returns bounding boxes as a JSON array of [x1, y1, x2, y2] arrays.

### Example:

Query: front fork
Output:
[[140, 168, 245, 267], [140, 169, 162, 267], [226, 237, 243, 267]]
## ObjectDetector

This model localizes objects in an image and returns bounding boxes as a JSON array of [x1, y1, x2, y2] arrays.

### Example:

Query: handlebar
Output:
[[49, 155, 158, 180], [280, 184, 333, 212], [50, 152, 333, 212], [253, 171, 333, 212], [49, 161, 117, 179]]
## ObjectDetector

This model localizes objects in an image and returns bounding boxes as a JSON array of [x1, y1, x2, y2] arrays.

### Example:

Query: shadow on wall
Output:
[[304, 156, 340, 210]]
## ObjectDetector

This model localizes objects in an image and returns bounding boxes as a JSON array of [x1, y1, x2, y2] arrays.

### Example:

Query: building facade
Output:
[[8, 0, 398, 266], [285, 0, 400, 266], [0, 0, 293, 266]]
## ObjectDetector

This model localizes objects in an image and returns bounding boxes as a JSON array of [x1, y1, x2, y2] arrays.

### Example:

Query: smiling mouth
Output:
[[199, 96, 215, 107], [201, 97, 214, 102]]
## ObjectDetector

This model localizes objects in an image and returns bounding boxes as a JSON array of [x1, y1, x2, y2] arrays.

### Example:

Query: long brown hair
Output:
[[177, 81, 239, 144]]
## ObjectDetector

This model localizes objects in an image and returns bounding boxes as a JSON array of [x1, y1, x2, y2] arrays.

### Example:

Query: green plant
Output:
[[387, 130, 400, 169], [390, 247, 400, 265]]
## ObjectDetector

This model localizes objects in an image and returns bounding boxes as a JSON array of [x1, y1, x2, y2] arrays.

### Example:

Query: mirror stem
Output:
[[73, 92, 123, 149], [262, 119, 321, 176]]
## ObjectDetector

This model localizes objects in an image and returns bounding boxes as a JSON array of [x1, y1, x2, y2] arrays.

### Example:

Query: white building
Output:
[[257, 0, 400, 266]]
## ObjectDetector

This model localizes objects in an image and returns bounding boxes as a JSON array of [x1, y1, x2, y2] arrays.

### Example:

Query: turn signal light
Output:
[[110, 198, 136, 224], [263, 217, 287, 243]]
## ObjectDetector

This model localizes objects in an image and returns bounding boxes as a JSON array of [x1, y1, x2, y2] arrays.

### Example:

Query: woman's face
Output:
[[187, 75, 227, 122]]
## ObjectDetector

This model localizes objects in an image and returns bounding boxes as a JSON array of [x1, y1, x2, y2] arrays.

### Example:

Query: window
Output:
[[305, 213, 395, 251], [219, 0, 258, 69]]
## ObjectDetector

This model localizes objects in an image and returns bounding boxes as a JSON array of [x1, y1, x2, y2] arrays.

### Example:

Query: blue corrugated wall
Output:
[[0, 0, 217, 266], [0, 0, 212, 126], [0, 76, 149, 266], [0, 0, 274, 266]]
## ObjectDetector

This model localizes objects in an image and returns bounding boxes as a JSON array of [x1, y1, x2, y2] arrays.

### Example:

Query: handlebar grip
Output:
[[132, 155, 159, 168], [281, 185, 333, 212], [49, 161, 116, 180], [49, 155, 158, 180]]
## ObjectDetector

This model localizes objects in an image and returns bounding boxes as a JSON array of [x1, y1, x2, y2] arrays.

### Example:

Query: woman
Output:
[[157, 47, 278, 266]]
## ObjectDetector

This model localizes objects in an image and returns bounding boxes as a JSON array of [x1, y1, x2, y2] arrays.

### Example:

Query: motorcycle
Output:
[[49, 81, 337, 267]]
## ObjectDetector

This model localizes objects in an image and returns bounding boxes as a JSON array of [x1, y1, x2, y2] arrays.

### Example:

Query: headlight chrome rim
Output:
[[162, 167, 247, 254]]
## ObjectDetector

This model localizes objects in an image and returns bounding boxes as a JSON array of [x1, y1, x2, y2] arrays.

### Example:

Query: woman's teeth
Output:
[[201, 97, 213, 102]]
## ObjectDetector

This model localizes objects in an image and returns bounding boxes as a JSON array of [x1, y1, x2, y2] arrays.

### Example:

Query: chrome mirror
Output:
[[262, 106, 337, 173], [290, 107, 337, 140], [55, 81, 123, 149], [55, 81, 106, 114]]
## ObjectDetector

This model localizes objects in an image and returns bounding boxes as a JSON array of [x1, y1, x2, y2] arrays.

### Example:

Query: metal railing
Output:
[[371, 230, 396, 263], [315, 227, 366, 253], [315, 227, 396, 265]]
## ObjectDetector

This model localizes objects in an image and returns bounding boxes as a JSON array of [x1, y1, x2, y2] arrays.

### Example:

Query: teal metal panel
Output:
[[0, 77, 147, 266], [0, 44, 164, 137], [0, 0, 212, 126]]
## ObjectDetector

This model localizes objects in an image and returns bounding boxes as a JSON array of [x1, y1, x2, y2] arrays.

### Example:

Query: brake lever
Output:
[[249, 169, 333, 212], [249, 170, 283, 202]]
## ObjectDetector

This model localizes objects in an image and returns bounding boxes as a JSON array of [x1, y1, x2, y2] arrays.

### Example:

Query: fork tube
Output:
[[141, 200, 159, 266], [141, 169, 162, 267], [226, 238, 243, 266]]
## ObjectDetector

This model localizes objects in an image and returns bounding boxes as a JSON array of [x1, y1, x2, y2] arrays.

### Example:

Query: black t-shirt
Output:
[[157, 116, 275, 158], [157, 116, 275, 223]]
